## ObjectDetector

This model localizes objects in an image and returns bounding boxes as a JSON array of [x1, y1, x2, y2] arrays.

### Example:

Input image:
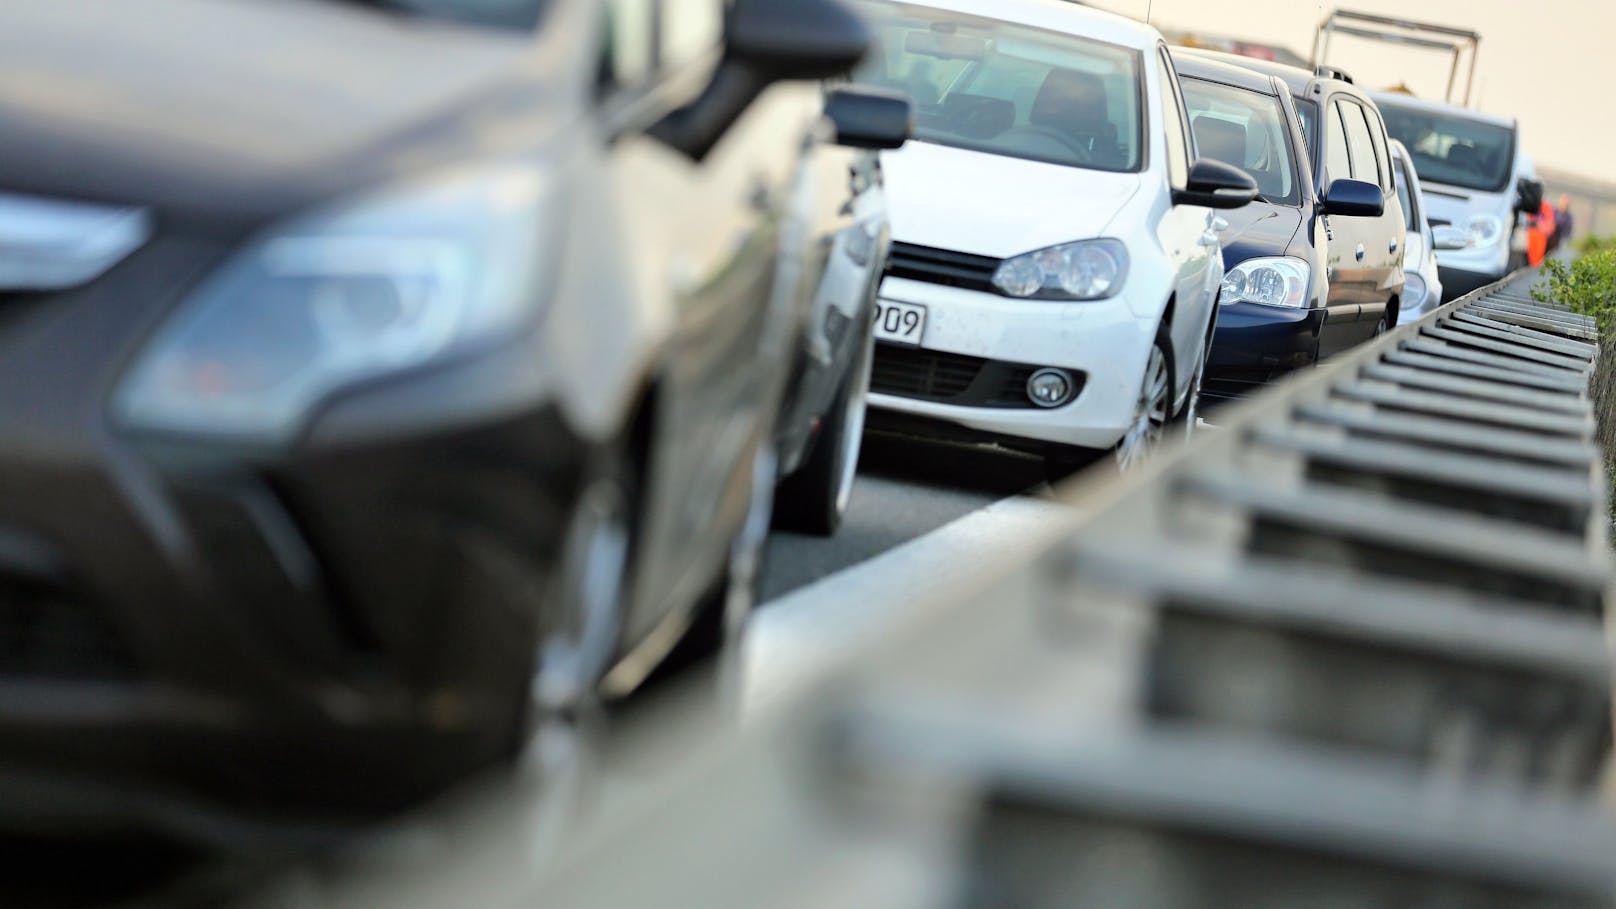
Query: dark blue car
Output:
[[1170, 51, 1391, 404]]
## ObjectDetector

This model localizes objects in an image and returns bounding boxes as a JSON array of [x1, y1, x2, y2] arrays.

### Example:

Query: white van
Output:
[[1372, 92, 1543, 301]]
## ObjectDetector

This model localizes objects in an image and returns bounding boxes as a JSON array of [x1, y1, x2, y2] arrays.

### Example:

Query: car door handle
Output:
[[1389, 238, 1399, 254], [1355, 243, 1366, 262]]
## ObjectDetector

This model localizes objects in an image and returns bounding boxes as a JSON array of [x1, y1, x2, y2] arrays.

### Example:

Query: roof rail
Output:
[[1314, 63, 1354, 84]]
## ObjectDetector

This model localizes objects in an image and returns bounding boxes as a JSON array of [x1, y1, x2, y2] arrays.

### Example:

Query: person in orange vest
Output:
[[1526, 200, 1557, 267]]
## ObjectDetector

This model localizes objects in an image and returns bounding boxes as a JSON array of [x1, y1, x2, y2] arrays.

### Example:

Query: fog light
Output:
[[1027, 368, 1074, 408]]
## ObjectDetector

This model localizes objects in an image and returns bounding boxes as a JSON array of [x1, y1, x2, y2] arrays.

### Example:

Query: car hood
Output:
[[1217, 202, 1304, 265], [881, 141, 1141, 257], [1417, 183, 1508, 230], [0, 0, 560, 226]]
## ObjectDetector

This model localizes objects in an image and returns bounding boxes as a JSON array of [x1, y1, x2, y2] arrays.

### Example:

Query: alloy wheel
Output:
[[1115, 343, 1170, 472]]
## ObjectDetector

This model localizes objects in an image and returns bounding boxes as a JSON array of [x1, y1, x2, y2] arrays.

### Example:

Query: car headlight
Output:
[[115, 164, 554, 443], [992, 238, 1128, 300], [1220, 256, 1310, 309], [1403, 271, 1428, 313], [1466, 214, 1504, 249]]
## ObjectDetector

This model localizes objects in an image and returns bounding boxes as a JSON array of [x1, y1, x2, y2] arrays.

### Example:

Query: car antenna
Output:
[[1145, 0, 1153, 24]]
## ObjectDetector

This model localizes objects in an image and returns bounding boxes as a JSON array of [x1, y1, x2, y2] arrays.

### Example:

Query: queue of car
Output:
[[0, 0, 1518, 842]]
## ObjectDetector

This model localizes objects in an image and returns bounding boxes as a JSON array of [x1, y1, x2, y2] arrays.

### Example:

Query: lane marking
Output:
[[742, 493, 1081, 713]]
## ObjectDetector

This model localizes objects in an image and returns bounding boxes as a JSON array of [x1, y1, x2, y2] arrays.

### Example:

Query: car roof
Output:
[[880, 0, 1165, 51], [1172, 47, 1314, 92], [1368, 91, 1517, 130], [1168, 49, 1282, 96]]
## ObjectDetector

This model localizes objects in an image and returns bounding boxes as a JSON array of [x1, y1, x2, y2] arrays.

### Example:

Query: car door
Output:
[[599, 0, 812, 643], [1316, 95, 1372, 354], [1360, 101, 1406, 322], [1342, 98, 1402, 334], [1154, 46, 1217, 400]]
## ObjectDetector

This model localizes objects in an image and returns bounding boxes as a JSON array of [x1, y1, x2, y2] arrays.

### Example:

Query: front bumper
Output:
[[1438, 265, 1505, 302], [866, 277, 1154, 450], [1202, 302, 1322, 403], [0, 240, 588, 837]]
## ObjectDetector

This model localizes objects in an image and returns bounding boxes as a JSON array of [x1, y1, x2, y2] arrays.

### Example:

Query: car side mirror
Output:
[[1432, 225, 1469, 251], [650, 0, 871, 161], [1172, 158, 1259, 209], [824, 86, 913, 150], [1321, 178, 1385, 218], [1515, 177, 1545, 215]]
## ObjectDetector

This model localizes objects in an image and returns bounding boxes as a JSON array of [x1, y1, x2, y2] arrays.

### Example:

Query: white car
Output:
[[1389, 139, 1459, 324], [851, 0, 1255, 473]]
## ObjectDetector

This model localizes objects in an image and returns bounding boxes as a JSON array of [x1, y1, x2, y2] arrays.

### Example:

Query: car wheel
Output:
[[529, 450, 634, 727], [1371, 313, 1388, 338], [1114, 330, 1175, 473], [1172, 308, 1217, 440], [772, 328, 874, 536]]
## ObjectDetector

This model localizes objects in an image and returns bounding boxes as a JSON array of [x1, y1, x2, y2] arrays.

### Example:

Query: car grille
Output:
[[885, 242, 1001, 294], [0, 580, 136, 680], [872, 344, 1081, 409]]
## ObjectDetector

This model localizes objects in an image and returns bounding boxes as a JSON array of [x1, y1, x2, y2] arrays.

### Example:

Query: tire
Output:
[[772, 328, 874, 536], [518, 442, 636, 755], [1114, 328, 1175, 473], [1172, 307, 1217, 440]]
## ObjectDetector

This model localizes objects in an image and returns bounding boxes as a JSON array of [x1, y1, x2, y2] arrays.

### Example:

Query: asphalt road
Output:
[[759, 433, 1050, 603]]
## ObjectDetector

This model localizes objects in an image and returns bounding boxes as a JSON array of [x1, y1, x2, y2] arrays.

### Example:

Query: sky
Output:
[[1082, 0, 1611, 178]]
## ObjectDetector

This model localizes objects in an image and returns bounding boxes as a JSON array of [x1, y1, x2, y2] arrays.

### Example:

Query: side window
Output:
[[1365, 106, 1393, 193], [1394, 157, 1418, 231], [1155, 49, 1189, 187], [1341, 100, 1381, 187], [601, 0, 655, 89], [662, 0, 725, 72], [1324, 100, 1352, 188]]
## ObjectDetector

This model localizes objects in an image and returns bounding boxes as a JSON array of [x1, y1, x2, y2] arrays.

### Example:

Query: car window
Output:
[[1180, 77, 1298, 205], [1340, 99, 1380, 186], [1324, 100, 1352, 188], [1394, 155, 1419, 232], [1365, 105, 1393, 193], [1156, 50, 1189, 187], [1295, 96, 1317, 154], [851, 0, 1144, 173], [1378, 100, 1517, 193], [349, 0, 548, 29]]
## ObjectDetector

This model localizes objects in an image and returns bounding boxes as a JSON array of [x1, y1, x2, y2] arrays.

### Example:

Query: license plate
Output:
[[873, 300, 927, 346]]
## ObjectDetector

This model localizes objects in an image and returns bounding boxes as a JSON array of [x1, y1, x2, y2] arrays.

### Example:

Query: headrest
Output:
[[1031, 68, 1109, 132], [1192, 116, 1249, 167]]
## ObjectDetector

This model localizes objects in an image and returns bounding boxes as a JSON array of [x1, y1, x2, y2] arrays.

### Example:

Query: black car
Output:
[[0, 0, 892, 837], [1177, 51, 1406, 380]]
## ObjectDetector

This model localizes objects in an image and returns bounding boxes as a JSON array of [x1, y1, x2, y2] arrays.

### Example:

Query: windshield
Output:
[[1180, 77, 1299, 205], [1378, 101, 1516, 193], [852, 1, 1143, 172], [335, 0, 546, 29]]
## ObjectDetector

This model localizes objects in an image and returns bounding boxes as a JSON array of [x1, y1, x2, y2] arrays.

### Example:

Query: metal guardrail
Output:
[[323, 274, 1616, 908]]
